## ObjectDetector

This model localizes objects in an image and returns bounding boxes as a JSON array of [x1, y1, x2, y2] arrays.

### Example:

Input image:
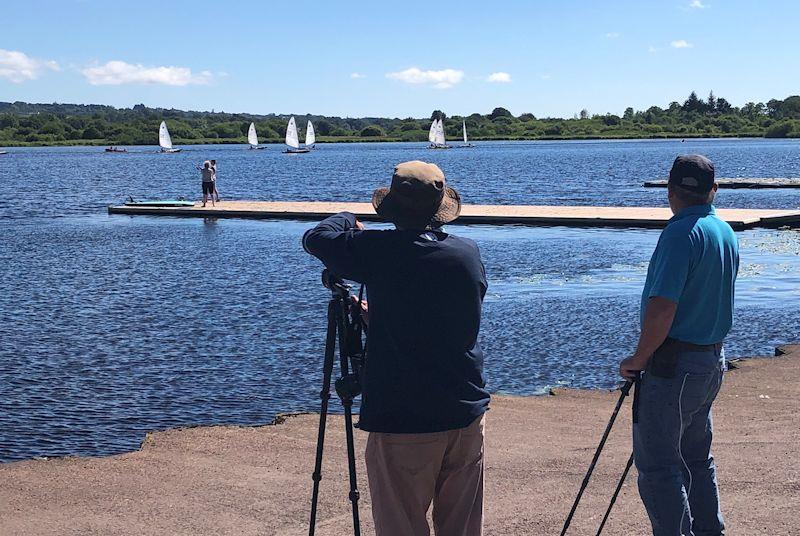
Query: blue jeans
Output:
[[633, 346, 726, 536]]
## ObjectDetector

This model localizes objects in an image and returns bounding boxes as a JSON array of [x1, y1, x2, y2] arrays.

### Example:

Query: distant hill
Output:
[[1, 93, 799, 147]]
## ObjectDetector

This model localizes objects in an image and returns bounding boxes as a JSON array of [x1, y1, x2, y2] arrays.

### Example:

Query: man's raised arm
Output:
[[302, 211, 369, 282]]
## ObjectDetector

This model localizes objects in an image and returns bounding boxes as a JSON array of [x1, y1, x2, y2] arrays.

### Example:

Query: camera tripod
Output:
[[308, 270, 366, 536]]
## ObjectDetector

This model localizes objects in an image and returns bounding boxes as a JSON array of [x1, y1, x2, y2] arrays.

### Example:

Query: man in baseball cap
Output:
[[303, 161, 489, 536], [620, 154, 739, 535]]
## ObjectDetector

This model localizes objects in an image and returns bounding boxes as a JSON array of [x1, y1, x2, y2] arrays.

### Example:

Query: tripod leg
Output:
[[342, 399, 362, 536], [595, 452, 634, 535], [560, 380, 633, 536], [308, 301, 338, 536], [334, 301, 362, 536]]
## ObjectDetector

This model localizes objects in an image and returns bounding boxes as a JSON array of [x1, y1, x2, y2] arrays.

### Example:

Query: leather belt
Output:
[[662, 337, 722, 353]]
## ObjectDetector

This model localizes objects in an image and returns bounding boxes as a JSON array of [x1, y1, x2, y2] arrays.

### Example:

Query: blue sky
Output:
[[1, 0, 798, 118]]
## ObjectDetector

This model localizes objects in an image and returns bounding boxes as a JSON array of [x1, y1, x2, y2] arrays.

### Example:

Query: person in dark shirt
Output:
[[303, 160, 489, 536]]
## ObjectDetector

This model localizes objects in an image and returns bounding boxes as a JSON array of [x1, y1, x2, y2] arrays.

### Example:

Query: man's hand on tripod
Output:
[[351, 295, 369, 326]]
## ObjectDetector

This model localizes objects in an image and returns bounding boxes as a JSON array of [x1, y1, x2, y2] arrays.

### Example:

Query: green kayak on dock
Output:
[[123, 199, 195, 207]]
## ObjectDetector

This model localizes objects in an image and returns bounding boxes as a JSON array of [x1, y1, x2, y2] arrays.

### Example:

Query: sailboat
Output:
[[247, 122, 265, 150], [428, 118, 451, 149], [427, 119, 437, 147], [159, 121, 181, 153], [305, 120, 316, 149], [284, 116, 311, 153], [458, 120, 474, 148]]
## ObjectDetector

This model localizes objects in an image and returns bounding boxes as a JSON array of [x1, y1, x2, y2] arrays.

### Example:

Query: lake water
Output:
[[1, 139, 799, 462]]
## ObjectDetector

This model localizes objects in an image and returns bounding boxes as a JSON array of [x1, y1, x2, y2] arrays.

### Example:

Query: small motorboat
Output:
[[104, 147, 128, 153], [0, 150, 7, 155]]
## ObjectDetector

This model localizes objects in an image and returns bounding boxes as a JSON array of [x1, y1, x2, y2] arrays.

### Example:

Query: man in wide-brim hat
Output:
[[304, 161, 490, 536]]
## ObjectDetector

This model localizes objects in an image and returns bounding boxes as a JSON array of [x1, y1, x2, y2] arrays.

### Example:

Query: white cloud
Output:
[[648, 46, 660, 53], [670, 40, 694, 49], [386, 67, 464, 89], [486, 72, 511, 83], [0, 49, 59, 83], [605, 32, 620, 38], [689, 0, 707, 8], [350, 72, 366, 79], [81, 60, 214, 86], [540, 74, 552, 80]]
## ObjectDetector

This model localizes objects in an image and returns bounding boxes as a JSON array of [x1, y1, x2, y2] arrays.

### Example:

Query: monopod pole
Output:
[[559, 380, 633, 536]]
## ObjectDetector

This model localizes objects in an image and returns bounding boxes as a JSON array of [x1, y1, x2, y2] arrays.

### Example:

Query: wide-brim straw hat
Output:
[[372, 161, 461, 229]]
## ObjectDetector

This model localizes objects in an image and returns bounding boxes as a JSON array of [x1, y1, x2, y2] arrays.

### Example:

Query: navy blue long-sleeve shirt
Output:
[[303, 212, 490, 433]]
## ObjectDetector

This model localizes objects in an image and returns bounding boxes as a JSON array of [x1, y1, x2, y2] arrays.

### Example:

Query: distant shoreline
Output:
[[0, 132, 775, 148]]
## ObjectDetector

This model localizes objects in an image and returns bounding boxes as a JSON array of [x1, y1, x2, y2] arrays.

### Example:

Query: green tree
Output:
[[765, 120, 797, 138], [82, 126, 102, 139], [707, 91, 717, 113], [360, 125, 385, 137], [490, 107, 513, 119], [683, 91, 705, 114]]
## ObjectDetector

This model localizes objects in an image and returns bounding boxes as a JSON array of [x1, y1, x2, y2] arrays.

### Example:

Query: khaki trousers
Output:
[[365, 415, 485, 536]]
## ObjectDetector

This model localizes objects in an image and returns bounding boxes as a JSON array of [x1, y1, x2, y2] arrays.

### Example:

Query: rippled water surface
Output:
[[1, 139, 799, 461]]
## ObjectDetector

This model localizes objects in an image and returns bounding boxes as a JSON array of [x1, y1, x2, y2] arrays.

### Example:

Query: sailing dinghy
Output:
[[458, 120, 474, 148], [247, 122, 265, 149], [284, 116, 311, 153], [428, 118, 451, 149], [159, 121, 181, 153], [427, 119, 437, 147], [305, 120, 316, 149]]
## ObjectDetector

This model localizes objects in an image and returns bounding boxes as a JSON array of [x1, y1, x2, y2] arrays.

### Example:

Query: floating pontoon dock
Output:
[[644, 178, 800, 189], [108, 201, 800, 230]]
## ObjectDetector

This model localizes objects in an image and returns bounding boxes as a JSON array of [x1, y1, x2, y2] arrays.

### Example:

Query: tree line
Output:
[[1, 92, 799, 146]]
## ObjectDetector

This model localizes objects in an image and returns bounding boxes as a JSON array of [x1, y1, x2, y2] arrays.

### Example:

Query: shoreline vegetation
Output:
[[2, 92, 800, 148]]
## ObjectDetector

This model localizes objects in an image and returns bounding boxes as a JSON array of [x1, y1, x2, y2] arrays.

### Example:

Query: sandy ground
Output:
[[1, 346, 798, 535]]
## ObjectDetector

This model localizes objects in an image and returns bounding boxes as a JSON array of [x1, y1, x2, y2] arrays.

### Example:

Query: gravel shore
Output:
[[1, 345, 798, 535]]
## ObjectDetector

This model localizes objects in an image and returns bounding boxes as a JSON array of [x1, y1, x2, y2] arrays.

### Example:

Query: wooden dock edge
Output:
[[108, 204, 800, 230]]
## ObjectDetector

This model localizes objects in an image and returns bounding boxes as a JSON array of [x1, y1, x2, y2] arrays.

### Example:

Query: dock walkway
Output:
[[108, 201, 800, 230]]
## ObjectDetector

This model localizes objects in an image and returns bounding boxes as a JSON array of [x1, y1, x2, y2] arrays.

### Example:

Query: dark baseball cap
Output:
[[668, 154, 715, 193]]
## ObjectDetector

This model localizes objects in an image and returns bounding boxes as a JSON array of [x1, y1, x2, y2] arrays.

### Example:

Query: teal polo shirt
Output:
[[641, 204, 739, 345]]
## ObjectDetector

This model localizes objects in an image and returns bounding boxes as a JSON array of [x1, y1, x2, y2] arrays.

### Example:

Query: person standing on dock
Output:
[[620, 154, 739, 536], [198, 160, 215, 207], [303, 161, 489, 536], [210, 159, 220, 202]]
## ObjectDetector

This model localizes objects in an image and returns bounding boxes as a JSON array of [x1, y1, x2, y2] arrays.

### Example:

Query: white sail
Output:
[[463, 120, 468, 143], [248, 122, 258, 147], [159, 121, 173, 150], [305, 121, 316, 146], [434, 119, 446, 146], [428, 120, 437, 143], [285, 116, 300, 149]]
